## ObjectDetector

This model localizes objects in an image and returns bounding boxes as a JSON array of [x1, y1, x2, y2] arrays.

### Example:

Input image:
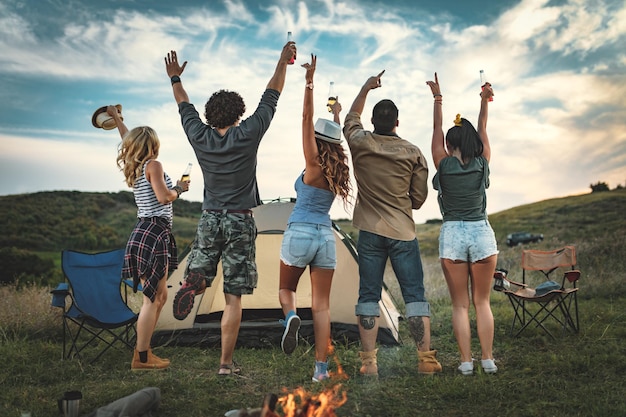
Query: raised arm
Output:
[[426, 73, 447, 169], [164, 50, 189, 104], [348, 70, 385, 115], [301, 55, 323, 183], [330, 99, 342, 124], [266, 41, 297, 93], [106, 105, 129, 140], [477, 83, 493, 162]]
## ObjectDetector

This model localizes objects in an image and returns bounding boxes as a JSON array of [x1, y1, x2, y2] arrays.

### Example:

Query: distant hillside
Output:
[[0, 191, 203, 252], [3, 189, 625, 255], [488, 189, 626, 246]]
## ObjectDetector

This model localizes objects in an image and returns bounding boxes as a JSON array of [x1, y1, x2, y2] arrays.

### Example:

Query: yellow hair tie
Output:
[[454, 114, 462, 127]]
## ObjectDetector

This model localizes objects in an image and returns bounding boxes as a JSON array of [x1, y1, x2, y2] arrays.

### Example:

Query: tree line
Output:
[[0, 191, 202, 286]]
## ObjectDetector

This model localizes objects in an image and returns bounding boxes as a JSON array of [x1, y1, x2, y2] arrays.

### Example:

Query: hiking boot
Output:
[[131, 350, 169, 371], [481, 359, 498, 374], [458, 361, 474, 375], [173, 272, 205, 320], [359, 349, 378, 376], [417, 349, 443, 375], [280, 313, 301, 355], [134, 348, 169, 366], [148, 349, 170, 366]]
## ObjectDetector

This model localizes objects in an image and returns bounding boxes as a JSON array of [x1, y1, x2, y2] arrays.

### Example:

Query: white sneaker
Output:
[[481, 359, 498, 374], [458, 361, 474, 375]]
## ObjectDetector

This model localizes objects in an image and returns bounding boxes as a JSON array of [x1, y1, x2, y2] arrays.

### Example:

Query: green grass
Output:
[[2, 262, 626, 417], [2, 189, 626, 416]]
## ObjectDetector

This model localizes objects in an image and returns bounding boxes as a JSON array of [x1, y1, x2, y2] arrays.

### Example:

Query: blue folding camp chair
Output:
[[53, 249, 138, 362]]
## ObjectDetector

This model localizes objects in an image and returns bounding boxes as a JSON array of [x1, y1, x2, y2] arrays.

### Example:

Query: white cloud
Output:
[[1, 0, 625, 223]]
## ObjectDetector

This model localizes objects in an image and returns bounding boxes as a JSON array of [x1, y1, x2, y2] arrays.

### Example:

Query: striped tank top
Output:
[[134, 160, 173, 226]]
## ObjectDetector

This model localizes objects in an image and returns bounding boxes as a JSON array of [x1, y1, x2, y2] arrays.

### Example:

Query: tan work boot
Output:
[[359, 349, 379, 376], [149, 349, 170, 366], [417, 349, 442, 375], [131, 349, 169, 371]]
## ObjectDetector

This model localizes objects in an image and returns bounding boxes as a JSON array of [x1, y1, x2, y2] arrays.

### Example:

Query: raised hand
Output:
[[425, 72, 441, 96], [363, 70, 385, 91], [480, 83, 494, 101], [301, 54, 317, 82], [164, 50, 188, 78]]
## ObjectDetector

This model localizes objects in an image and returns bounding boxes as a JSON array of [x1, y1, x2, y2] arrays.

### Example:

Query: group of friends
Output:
[[110, 39, 498, 380]]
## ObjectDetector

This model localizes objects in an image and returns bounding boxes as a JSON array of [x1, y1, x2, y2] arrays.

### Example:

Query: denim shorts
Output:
[[280, 222, 336, 269], [439, 220, 499, 263]]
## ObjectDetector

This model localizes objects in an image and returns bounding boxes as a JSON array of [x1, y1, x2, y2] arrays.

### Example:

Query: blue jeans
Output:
[[355, 230, 430, 318]]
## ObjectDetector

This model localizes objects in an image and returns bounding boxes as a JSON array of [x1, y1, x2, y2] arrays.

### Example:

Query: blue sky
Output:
[[1, 0, 625, 223]]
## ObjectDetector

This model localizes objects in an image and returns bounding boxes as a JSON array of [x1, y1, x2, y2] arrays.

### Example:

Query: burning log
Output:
[[226, 384, 347, 417]]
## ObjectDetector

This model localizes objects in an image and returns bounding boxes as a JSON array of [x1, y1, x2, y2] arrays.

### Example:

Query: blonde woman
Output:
[[108, 106, 190, 370], [278, 54, 352, 382]]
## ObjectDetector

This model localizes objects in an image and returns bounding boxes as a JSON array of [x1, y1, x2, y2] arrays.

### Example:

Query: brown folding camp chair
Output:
[[494, 245, 581, 338]]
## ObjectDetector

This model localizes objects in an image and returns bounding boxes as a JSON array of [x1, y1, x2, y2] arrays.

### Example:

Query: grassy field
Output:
[[1, 189, 626, 416]]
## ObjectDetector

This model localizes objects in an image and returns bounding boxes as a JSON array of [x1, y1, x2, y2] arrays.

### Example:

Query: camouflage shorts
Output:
[[184, 210, 258, 295]]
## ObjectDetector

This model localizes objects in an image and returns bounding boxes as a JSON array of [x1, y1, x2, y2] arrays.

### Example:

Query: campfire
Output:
[[227, 347, 349, 417], [227, 383, 348, 417]]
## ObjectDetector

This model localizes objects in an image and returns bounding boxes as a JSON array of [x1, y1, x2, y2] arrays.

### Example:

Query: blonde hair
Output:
[[116, 126, 160, 187], [316, 139, 352, 208]]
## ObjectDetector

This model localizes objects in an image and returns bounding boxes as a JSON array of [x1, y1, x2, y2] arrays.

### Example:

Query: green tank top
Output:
[[432, 156, 489, 222]]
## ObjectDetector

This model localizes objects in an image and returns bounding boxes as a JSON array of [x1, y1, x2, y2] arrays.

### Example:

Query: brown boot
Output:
[[149, 349, 170, 366], [417, 349, 442, 375], [131, 349, 169, 371], [359, 349, 378, 376]]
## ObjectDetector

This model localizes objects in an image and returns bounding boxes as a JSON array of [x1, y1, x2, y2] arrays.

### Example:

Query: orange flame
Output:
[[276, 384, 347, 417], [258, 341, 349, 417]]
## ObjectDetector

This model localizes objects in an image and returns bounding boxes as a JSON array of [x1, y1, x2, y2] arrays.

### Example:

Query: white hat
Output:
[[91, 104, 123, 130], [314, 118, 342, 144]]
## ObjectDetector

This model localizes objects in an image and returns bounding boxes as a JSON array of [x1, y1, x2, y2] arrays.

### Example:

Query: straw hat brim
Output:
[[92, 104, 123, 130]]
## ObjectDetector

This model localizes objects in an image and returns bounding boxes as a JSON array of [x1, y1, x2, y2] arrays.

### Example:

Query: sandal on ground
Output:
[[218, 362, 242, 376]]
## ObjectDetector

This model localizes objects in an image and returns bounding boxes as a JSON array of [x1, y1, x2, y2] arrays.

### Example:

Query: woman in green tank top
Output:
[[426, 73, 499, 376]]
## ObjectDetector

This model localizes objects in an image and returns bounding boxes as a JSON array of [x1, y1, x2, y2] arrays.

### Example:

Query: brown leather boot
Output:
[[131, 349, 169, 371], [359, 349, 378, 376], [417, 349, 442, 375], [149, 349, 170, 366]]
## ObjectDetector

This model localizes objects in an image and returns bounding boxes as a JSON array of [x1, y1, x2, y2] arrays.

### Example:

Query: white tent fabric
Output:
[[153, 199, 401, 347]]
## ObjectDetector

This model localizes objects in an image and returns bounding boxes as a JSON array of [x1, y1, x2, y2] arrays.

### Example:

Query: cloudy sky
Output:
[[1, 0, 625, 223]]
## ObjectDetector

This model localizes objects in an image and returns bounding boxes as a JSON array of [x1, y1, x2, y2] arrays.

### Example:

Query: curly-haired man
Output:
[[164, 41, 296, 375]]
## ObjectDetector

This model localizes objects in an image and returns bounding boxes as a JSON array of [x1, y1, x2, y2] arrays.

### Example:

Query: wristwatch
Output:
[[305, 83, 314, 90]]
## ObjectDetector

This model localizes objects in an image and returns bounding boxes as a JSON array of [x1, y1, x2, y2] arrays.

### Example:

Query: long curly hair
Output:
[[116, 126, 160, 187], [204, 89, 246, 128], [316, 139, 352, 208]]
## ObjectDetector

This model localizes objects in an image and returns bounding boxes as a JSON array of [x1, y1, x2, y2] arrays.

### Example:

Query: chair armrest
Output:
[[564, 270, 581, 283], [506, 279, 527, 288], [50, 282, 70, 308]]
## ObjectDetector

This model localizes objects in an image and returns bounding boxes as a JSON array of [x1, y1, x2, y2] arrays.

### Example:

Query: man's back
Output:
[[178, 89, 280, 210], [343, 111, 428, 241]]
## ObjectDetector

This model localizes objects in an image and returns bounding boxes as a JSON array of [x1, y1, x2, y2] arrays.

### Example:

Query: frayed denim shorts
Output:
[[280, 222, 336, 269], [439, 220, 498, 263]]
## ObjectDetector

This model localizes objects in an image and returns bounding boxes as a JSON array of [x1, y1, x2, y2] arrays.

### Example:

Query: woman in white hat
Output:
[[107, 106, 190, 371], [278, 54, 352, 382]]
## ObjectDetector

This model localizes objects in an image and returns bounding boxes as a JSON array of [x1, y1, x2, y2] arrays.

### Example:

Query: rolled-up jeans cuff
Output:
[[355, 302, 380, 317], [406, 301, 430, 318]]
